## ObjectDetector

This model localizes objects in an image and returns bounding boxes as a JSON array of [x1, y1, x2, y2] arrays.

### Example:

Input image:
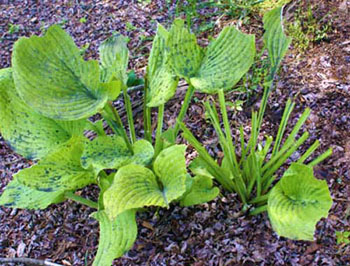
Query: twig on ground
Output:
[[0, 257, 63, 266]]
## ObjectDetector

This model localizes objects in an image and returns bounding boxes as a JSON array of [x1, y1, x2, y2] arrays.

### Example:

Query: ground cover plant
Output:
[[0, 5, 336, 266]]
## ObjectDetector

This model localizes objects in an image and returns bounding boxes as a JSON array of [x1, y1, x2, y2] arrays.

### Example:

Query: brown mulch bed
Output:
[[0, 0, 349, 265]]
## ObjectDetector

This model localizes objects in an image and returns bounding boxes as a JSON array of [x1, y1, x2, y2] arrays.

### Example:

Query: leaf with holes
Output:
[[190, 26, 255, 93], [92, 210, 137, 266], [104, 145, 187, 220], [12, 25, 109, 120], [81, 136, 154, 174], [147, 24, 179, 107], [267, 163, 332, 240], [0, 68, 86, 160]]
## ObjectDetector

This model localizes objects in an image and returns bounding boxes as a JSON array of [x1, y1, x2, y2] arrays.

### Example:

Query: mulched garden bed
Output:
[[0, 0, 349, 265]]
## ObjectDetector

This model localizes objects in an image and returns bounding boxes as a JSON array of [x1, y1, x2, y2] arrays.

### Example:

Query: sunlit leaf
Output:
[[12, 25, 109, 120], [267, 163, 332, 240], [92, 210, 137, 266], [0, 68, 86, 159], [104, 145, 187, 220], [104, 164, 167, 220], [190, 26, 255, 93]]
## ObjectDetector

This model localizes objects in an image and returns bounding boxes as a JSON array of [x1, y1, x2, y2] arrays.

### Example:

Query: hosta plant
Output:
[[179, 7, 333, 241], [0, 15, 256, 265]]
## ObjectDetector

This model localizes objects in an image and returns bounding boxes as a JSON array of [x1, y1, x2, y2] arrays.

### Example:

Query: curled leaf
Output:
[[92, 210, 137, 266], [267, 163, 332, 240]]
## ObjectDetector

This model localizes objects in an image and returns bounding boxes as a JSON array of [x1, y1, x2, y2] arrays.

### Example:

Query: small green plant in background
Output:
[[336, 231, 350, 245], [8, 23, 20, 34], [287, 2, 333, 52], [79, 17, 87, 24]]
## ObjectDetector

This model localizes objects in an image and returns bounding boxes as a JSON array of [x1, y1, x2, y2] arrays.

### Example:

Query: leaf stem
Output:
[[104, 102, 134, 154], [173, 84, 195, 138], [122, 85, 136, 143], [249, 204, 267, 216], [143, 75, 152, 143], [154, 104, 164, 158], [65, 192, 98, 209]]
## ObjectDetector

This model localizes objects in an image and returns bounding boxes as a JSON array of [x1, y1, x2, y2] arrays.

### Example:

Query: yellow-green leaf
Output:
[[190, 27, 255, 93], [12, 25, 109, 120], [267, 163, 332, 240], [92, 210, 137, 266], [263, 6, 292, 75], [180, 175, 219, 207], [0, 68, 86, 159], [147, 24, 179, 107], [0, 178, 64, 209], [99, 33, 129, 85], [14, 138, 95, 193], [103, 145, 188, 220], [81, 136, 154, 174], [153, 144, 188, 203], [167, 19, 204, 79], [104, 164, 167, 220]]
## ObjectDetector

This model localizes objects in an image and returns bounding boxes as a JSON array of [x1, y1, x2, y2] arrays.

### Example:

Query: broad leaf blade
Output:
[[0, 178, 64, 209], [81, 136, 154, 174], [180, 175, 220, 207], [267, 163, 332, 240], [263, 7, 292, 75], [167, 19, 203, 79], [12, 25, 108, 120], [99, 33, 129, 85], [104, 164, 167, 220], [92, 210, 137, 266], [153, 144, 188, 203], [14, 138, 96, 193], [0, 68, 86, 159], [190, 27, 255, 93], [147, 24, 179, 107]]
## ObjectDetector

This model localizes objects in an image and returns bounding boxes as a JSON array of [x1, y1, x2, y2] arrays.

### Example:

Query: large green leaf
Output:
[[92, 210, 137, 266], [263, 6, 292, 75], [0, 178, 64, 209], [104, 164, 166, 220], [99, 33, 129, 85], [14, 138, 96, 194], [190, 27, 255, 93], [167, 19, 204, 79], [147, 24, 179, 107], [180, 175, 220, 207], [104, 145, 187, 220], [12, 25, 109, 120], [81, 136, 154, 174], [0, 68, 86, 160], [267, 163, 332, 240]]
